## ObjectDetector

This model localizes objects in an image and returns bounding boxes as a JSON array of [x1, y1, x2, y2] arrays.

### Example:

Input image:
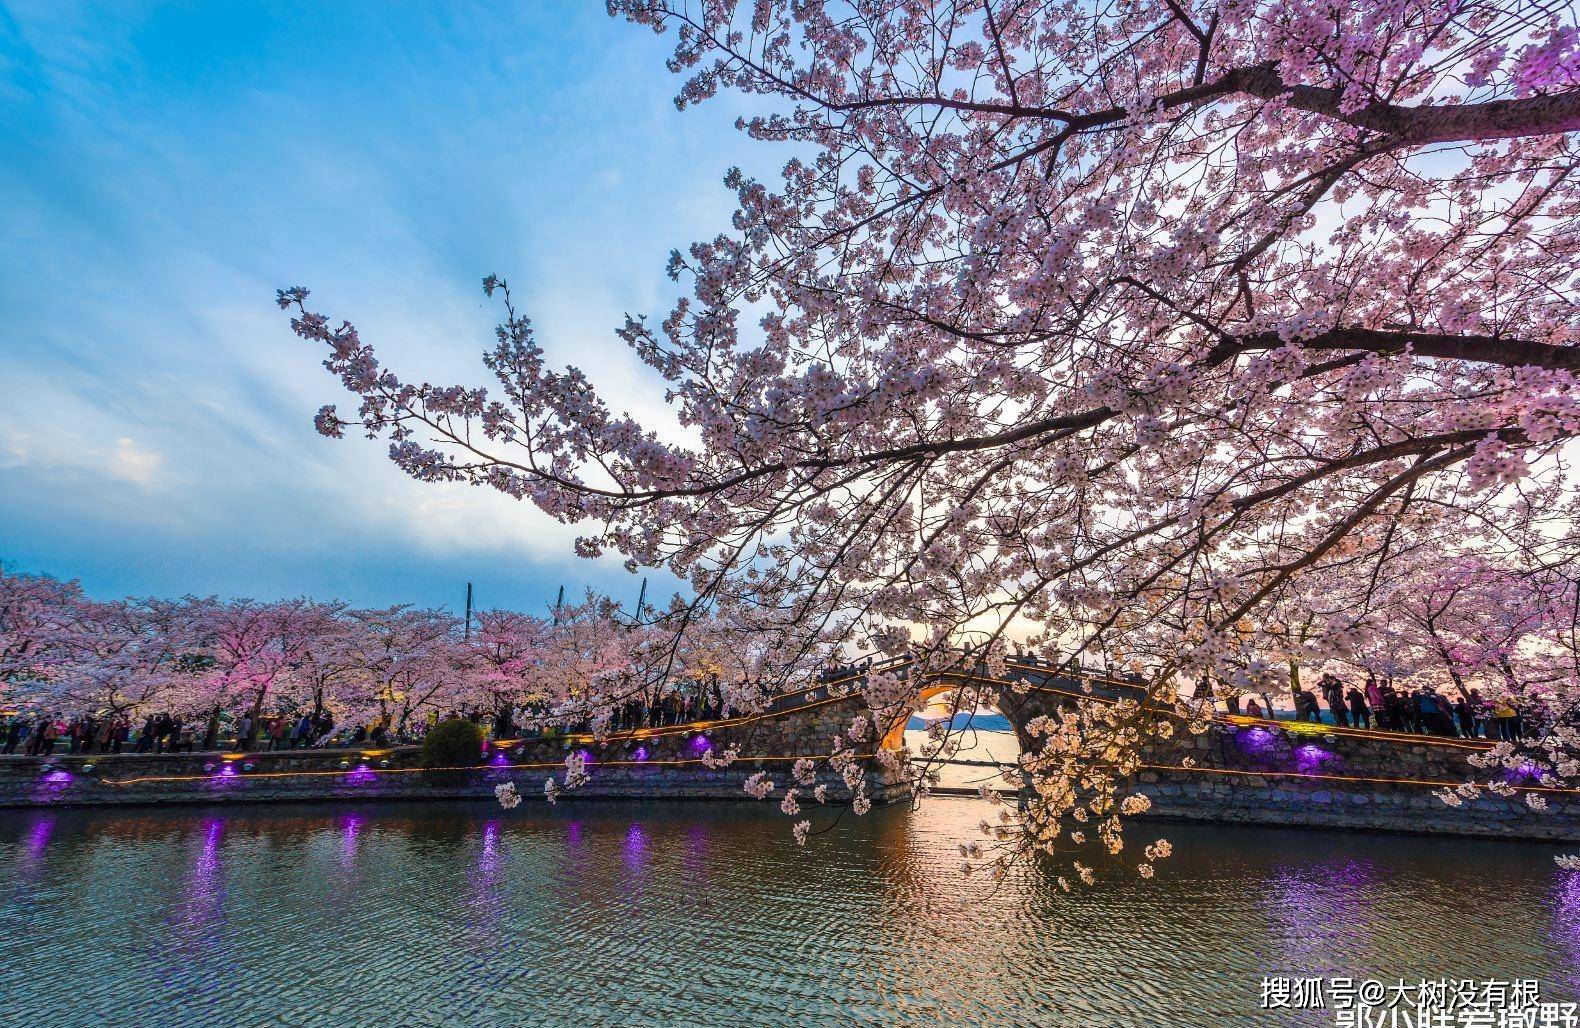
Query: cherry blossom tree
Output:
[[337, 606, 465, 734], [279, 0, 1580, 875], [277, 0, 1580, 871], [0, 565, 88, 704], [43, 597, 198, 719], [182, 598, 325, 739], [1369, 555, 1572, 696], [275, 600, 359, 721], [460, 608, 554, 718]]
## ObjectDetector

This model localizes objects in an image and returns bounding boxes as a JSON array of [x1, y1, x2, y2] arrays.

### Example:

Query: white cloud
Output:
[[109, 436, 161, 485], [0, 387, 167, 490]]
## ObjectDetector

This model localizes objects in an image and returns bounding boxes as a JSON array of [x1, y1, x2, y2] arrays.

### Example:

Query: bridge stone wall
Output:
[[996, 681, 1580, 842], [0, 687, 909, 810]]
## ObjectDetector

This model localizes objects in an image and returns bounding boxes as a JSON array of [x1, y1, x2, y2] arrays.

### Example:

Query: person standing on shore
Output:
[[1322, 675, 1350, 728], [1454, 696, 1476, 738], [1345, 685, 1370, 729], [1364, 677, 1386, 729]]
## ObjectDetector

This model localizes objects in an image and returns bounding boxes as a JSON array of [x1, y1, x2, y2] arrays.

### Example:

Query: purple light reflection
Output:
[[173, 817, 227, 949], [25, 816, 54, 856], [460, 819, 506, 943], [339, 813, 364, 868], [1259, 861, 1379, 975], [622, 821, 650, 872], [479, 820, 501, 875], [17, 815, 55, 873], [1551, 868, 1580, 987], [198, 817, 223, 865]]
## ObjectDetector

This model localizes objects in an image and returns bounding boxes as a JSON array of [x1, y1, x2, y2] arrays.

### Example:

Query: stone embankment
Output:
[[996, 673, 1580, 842], [8, 663, 1579, 843], [0, 683, 908, 810]]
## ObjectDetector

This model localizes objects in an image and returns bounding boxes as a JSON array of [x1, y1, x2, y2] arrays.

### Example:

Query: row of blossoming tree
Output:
[[277, 1, 1580, 875], [0, 564, 763, 740]]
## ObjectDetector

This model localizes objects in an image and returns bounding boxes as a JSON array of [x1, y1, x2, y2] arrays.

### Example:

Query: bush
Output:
[[420, 718, 485, 770]]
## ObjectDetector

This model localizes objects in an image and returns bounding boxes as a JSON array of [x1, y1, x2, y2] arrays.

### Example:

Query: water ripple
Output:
[[1, 799, 1575, 1027]]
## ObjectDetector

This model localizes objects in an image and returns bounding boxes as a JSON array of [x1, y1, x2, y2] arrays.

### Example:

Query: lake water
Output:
[[2, 795, 1578, 1028]]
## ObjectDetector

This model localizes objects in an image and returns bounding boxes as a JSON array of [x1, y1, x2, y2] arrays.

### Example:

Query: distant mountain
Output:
[[906, 711, 1012, 733]]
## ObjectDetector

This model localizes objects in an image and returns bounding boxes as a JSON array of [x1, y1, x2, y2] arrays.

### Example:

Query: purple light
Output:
[[218, 764, 237, 777], [346, 763, 377, 785], [575, 748, 594, 766], [1504, 760, 1544, 784], [491, 752, 509, 766], [1294, 743, 1338, 774], [632, 745, 649, 762], [40, 770, 72, 784], [689, 734, 712, 755], [1234, 726, 1279, 756]]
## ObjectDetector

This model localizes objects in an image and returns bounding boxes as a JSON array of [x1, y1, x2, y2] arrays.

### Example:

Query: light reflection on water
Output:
[[1, 799, 1576, 1027]]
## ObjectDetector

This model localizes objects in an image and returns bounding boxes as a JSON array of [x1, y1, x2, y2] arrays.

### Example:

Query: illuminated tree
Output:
[[337, 605, 465, 734], [0, 565, 87, 704]]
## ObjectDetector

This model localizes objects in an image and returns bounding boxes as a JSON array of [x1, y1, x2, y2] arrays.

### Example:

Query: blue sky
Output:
[[0, 3, 770, 614]]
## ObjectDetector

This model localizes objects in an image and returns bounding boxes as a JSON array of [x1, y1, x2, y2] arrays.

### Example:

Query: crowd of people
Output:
[[0, 709, 346, 756], [0, 659, 1550, 758], [1260, 674, 1535, 740], [0, 684, 745, 759]]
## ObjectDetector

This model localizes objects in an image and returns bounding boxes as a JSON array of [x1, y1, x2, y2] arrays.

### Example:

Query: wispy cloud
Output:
[[0, 2, 764, 610]]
